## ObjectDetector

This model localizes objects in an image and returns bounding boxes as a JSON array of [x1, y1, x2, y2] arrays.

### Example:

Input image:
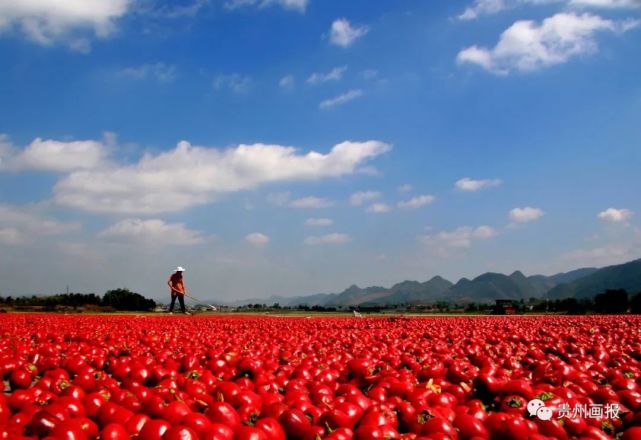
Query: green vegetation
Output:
[[102, 288, 156, 311], [0, 288, 156, 312], [233, 288, 641, 316]]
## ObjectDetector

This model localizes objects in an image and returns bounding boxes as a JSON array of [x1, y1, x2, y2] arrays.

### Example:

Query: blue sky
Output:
[[0, 0, 640, 301]]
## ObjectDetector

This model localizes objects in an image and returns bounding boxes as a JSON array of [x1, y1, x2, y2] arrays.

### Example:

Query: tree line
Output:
[[1, 288, 639, 314], [533, 289, 641, 315], [234, 289, 641, 315], [0, 288, 156, 312]]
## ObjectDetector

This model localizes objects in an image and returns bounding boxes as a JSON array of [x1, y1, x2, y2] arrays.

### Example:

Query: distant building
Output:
[[493, 299, 517, 315]]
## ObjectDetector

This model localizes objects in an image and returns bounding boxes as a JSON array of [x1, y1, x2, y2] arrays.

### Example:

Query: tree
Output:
[[558, 298, 583, 315], [594, 289, 628, 314], [631, 292, 641, 314], [102, 288, 156, 311]]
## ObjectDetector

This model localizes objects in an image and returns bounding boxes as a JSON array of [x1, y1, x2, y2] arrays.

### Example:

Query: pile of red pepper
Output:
[[1, 314, 641, 439]]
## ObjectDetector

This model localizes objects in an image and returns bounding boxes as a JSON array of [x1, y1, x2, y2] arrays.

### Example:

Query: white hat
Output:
[[175, 266, 185, 272]]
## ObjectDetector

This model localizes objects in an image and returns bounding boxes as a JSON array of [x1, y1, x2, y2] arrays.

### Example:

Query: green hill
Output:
[[548, 259, 641, 299]]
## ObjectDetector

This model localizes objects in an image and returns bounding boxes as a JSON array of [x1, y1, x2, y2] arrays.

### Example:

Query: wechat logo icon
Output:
[[527, 399, 553, 421]]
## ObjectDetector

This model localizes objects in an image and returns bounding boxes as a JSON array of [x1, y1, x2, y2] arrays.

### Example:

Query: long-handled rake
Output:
[[184, 292, 218, 311]]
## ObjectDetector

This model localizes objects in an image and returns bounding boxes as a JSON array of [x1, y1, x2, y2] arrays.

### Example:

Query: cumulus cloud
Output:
[[99, 218, 207, 246], [147, 0, 210, 19], [509, 207, 544, 222], [560, 244, 635, 266], [305, 218, 333, 226], [0, 0, 130, 50], [279, 74, 295, 89], [266, 193, 334, 209], [51, 139, 390, 214], [307, 66, 347, 85], [0, 203, 80, 246], [458, 0, 639, 21], [245, 232, 270, 246], [6, 137, 108, 172], [419, 225, 497, 250], [349, 191, 381, 206], [458, 0, 565, 21], [398, 184, 413, 193], [266, 192, 292, 206], [213, 74, 252, 94], [304, 233, 351, 245], [560, 225, 641, 266], [329, 18, 369, 47], [361, 69, 379, 80], [319, 89, 363, 109], [398, 195, 435, 209], [0, 227, 23, 245], [289, 196, 334, 208], [224, 0, 308, 12], [367, 203, 392, 213], [455, 177, 502, 191], [459, 0, 511, 20], [117, 63, 177, 83], [598, 207, 633, 223], [570, 0, 641, 8], [0, 134, 13, 166], [457, 12, 639, 74]]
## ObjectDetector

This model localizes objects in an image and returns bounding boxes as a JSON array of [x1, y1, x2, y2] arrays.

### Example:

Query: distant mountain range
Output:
[[220, 258, 641, 307]]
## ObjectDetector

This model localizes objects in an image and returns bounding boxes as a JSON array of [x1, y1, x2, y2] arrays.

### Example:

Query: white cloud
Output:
[[349, 191, 381, 206], [398, 195, 435, 209], [0, 134, 13, 167], [560, 226, 641, 267], [455, 177, 503, 191], [307, 66, 347, 85], [224, 0, 308, 12], [0, 0, 130, 50], [0, 204, 80, 245], [457, 13, 639, 74], [266, 192, 292, 206], [305, 218, 333, 226], [289, 196, 334, 208], [458, 0, 639, 21], [398, 184, 413, 193], [329, 18, 369, 47], [0, 227, 23, 245], [7, 137, 107, 172], [509, 206, 544, 222], [213, 74, 252, 94], [570, 0, 641, 8], [418, 225, 497, 249], [361, 69, 379, 80], [458, 0, 564, 20], [319, 89, 363, 109], [264, 192, 334, 209], [598, 207, 633, 223], [459, 0, 510, 20], [52, 139, 390, 214], [560, 244, 635, 266], [117, 63, 176, 83], [245, 232, 270, 246], [99, 218, 206, 246], [149, 0, 210, 19], [304, 233, 351, 245], [279, 74, 295, 89], [367, 203, 392, 213]]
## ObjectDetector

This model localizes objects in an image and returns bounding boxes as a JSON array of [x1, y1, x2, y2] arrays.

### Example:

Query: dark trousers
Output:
[[169, 294, 185, 313]]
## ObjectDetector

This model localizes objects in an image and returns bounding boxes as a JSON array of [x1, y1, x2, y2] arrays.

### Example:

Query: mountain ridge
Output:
[[217, 259, 641, 307]]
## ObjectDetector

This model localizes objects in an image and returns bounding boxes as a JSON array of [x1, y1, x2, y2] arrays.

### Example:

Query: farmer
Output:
[[167, 266, 190, 315]]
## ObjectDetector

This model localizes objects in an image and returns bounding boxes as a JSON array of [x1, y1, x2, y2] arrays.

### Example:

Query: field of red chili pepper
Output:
[[2, 314, 641, 440]]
